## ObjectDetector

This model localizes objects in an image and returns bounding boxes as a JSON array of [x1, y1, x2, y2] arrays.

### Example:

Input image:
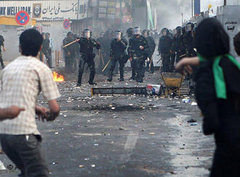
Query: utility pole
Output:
[[191, 0, 194, 17], [224, 0, 227, 6]]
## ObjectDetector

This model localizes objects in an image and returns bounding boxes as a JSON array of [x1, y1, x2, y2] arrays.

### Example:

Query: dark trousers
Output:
[[65, 55, 75, 73], [44, 50, 52, 68], [161, 53, 171, 72], [0, 52, 5, 69], [135, 58, 145, 82], [210, 147, 240, 177], [146, 55, 154, 73], [78, 54, 95, 85], [131, 59, 137, 79], [0, 134, 49, 177], [109, 57, 125, 80]]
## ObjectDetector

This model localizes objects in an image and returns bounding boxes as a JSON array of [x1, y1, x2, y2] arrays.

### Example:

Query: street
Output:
[[0, 71, 214, 177]]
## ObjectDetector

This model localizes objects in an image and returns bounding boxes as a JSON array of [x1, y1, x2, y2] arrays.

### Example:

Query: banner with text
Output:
[[0, 0, 88, 21]]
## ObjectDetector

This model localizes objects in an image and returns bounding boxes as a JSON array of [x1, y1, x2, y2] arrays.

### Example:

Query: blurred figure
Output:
[[107, 30, 128, 82], [177, 18, 240, 177], [100, 30, 113, 75], [183, 22, 196, 57], [128, 27, 149, 82], [73, 34, 80, 72], [63, 32, 75, 73], [0, 35, 5, 69], [143, 29, 156, 73], [77, 29, 101, 86], [42, 33, 53, 68], [158, 28, 173, 72], [172, 26, 186, 68]]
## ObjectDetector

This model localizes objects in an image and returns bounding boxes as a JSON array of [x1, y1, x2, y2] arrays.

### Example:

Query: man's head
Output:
[[114, 30, 121, 40], [176, 26, 182, 36], [185, 22, 194, 32], [83, 29, 91, 39], [127, 28, 133, 38], [133, 27, 141, 35], [194, 18, 229, 59], [45, 33, 50, 39], [234, 32, 240, 56], [161, 28, 168, 36], [67, 32, 73, 39], [19, 29, 43, 57], [142, 30, 149, 38]]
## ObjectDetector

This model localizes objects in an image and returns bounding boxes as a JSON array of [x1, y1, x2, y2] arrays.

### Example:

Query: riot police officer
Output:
[[128, 27, 149, 83], [42, 33, 52, 68], [143, 29, 156, 73], [63, 32, 75, 73], [107, 31, 128, 82], [183, 22, 196, 57], [173, 26, 186, 63], [77, 29, 101, 86], [158, 28, 173, 72]]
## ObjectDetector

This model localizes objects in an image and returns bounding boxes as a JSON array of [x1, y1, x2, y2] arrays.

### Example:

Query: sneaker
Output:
[[107, 78, 112, 82], [76, 83, 81, 87], [119, 78, 124, 81]]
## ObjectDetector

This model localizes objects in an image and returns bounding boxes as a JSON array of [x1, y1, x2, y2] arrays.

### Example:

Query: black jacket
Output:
[[78, 37, 101, 55], [146, 36, 156, 56], [110, 38, 128, 58], [195, 56, 240, 176], [158, 35, 172, 54], [128, 35, 149, 58]]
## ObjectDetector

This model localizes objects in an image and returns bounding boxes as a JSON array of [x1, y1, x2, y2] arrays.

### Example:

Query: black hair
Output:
[[234, 32, 240, 56], [194, 18, 229, 59], [142, 29, 149, 36], [20, 29, 43, 57]]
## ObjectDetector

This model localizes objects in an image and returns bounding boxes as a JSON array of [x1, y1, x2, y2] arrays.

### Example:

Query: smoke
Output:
[[152, 0, 192, 30]]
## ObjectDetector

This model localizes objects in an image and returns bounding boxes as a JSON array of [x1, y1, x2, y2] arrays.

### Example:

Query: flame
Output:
[[53, 72, 64, 82]]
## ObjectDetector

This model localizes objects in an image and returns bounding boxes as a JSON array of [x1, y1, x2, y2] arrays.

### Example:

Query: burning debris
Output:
[[53, 72, 64, 83]]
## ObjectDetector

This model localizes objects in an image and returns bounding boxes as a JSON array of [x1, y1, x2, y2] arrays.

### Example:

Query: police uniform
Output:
[[173, 27, 186, 63], [108, 36, 128, 82], [145, 35, 156, 73], [42, 33, 52, 68], [63, 33, 75, 73], [128, 34, 149, 82], [77, 36, 101, 86], [158, 29, 173, 72]]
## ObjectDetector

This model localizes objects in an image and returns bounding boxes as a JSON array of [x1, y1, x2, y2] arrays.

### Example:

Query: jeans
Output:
[[0, 134, 49, 177]]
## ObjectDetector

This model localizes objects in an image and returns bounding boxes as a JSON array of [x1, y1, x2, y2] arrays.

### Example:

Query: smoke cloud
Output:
[[152, 0, 192, 29]]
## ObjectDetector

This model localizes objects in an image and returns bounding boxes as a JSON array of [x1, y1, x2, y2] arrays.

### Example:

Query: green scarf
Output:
[[198, 54, 240, 99]]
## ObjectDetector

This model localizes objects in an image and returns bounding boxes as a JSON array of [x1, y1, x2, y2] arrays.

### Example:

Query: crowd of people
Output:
[[62, 22, 198, 86]]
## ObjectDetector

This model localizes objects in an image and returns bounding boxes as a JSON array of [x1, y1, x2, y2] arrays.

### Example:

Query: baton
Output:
[[63, 39, 79, 48], [102, 58, 112, 72]]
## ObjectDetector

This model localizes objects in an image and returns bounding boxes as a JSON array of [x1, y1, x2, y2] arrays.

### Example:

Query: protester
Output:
[[0, 35, 5, 68], [176, 18, 240, 177], [234, 32, 240, 57], [0, 29, 61, 177]]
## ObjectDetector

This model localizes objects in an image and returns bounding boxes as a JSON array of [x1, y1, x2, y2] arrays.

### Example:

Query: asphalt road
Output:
[[0, 71, 215, 177]]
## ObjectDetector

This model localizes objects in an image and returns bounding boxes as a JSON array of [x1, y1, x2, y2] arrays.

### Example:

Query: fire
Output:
[[53, 72, 64, 82]]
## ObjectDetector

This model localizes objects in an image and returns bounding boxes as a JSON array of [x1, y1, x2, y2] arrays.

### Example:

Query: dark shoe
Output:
[[129, 77, 135, 80], [89, 82, 97, 85], [119, 78, 124, 82], [137, 79, 143, 83], [76, 83, 81, 87], [107, 78, 112, 82]]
